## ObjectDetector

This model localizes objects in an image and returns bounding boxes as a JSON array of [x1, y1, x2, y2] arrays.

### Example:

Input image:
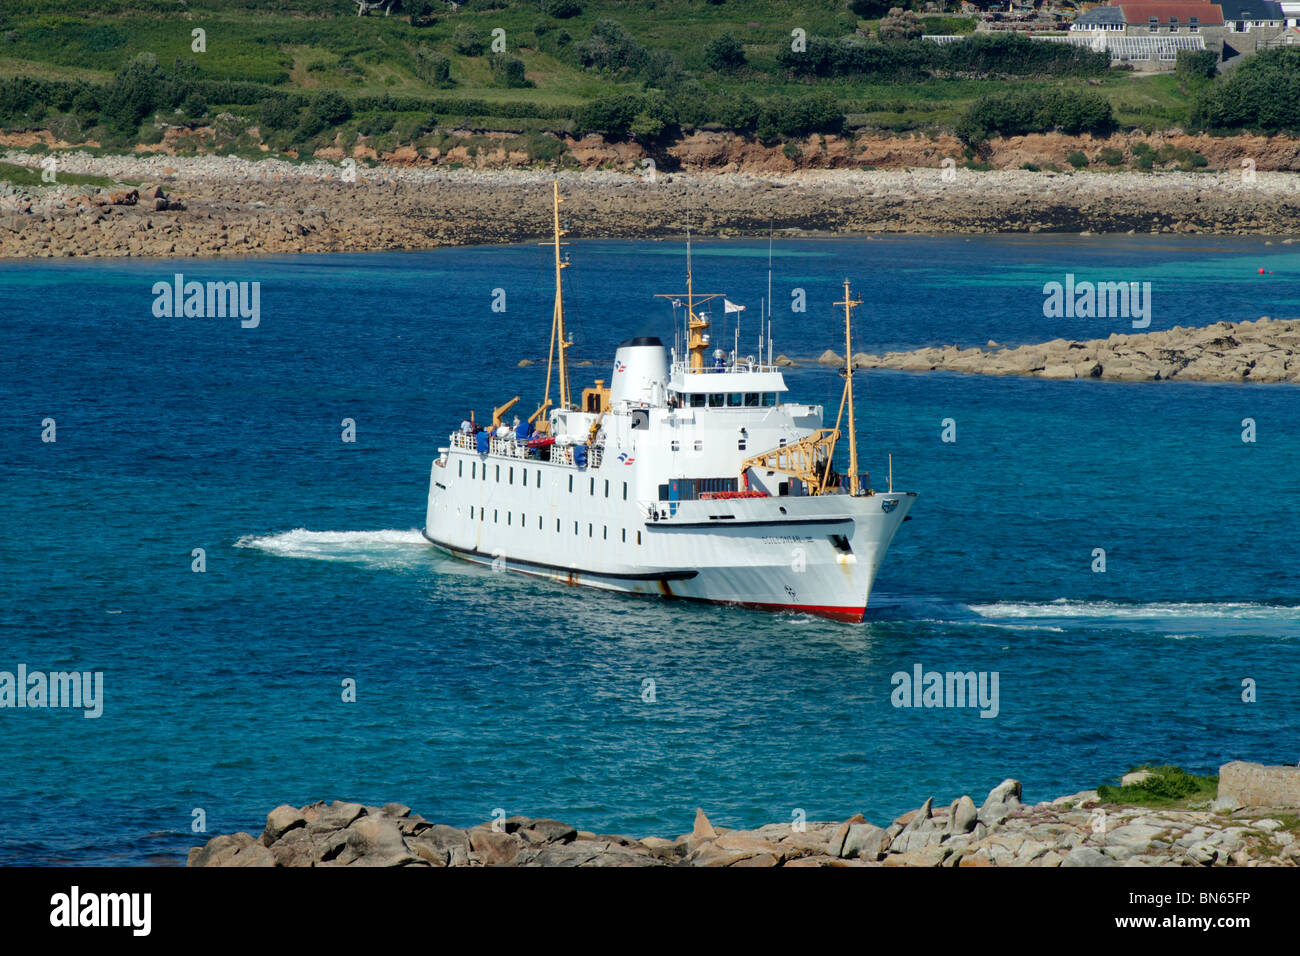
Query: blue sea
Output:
[[2, 235, 1298, 865]]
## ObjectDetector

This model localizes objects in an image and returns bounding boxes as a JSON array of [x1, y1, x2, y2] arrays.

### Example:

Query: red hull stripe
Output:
[[734, 601, 866, 623]]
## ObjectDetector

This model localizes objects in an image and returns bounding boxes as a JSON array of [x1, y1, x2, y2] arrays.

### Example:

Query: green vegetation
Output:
[[1097, 765, 1218, 809], [0, 159, 128, 188], [1066, 150, 1088, 169], [0, 0, 1288, 159]]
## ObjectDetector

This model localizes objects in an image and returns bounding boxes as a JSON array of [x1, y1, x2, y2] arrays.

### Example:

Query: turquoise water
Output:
[[1, 235, 1298, 865]]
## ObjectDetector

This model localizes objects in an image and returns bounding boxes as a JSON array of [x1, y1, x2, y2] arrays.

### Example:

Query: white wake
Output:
[[234, 528, 431, 568]]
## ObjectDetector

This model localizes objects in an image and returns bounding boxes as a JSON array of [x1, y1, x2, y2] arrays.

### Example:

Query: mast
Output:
[[834, 279, 863, 496], [552, 180, 571, 410], [656, 223, 724, 370], [539, 180, 571, 427]]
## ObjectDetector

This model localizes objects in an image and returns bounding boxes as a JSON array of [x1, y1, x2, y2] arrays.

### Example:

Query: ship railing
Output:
[[446, 428, 606, 470]]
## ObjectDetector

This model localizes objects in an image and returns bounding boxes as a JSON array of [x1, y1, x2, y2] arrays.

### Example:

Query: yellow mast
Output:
[[537, 181, 571, 429], [834, 279, 863, 496]]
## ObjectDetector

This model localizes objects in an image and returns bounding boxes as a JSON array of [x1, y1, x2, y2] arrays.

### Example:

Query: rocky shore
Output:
[[834, 317, 1300, 384], [3, 150, 1300, 260], [188, 761, 1300, 868]]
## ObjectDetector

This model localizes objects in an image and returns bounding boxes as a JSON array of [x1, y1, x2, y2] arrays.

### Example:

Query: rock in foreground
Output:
[[188, 767, 1300, 868]]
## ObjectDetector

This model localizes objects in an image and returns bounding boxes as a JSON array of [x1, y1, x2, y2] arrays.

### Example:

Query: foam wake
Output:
[[234, 528, 431, 568], [968, 599, 1300, 622]]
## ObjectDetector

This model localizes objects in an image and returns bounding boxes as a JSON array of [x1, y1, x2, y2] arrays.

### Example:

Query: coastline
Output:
[[187, 762, 1300, 868], [4, 152, 1300, 260]]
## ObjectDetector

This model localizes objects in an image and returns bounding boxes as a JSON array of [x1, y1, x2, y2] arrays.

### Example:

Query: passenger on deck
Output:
[[460, 420, 472, 434], [712, 349, 727, 371], [495, 421, 512, 439], [515, 416, 532, 441]]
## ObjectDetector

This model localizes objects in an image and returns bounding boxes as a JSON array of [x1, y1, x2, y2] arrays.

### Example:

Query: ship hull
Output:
[[424, 451, 914, 622]]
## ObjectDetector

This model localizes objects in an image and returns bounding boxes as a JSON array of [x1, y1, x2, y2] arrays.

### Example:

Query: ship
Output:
[[422, 183, 916, 622]]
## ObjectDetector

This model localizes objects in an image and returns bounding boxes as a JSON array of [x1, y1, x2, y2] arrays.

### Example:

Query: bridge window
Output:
[[1169, 16, 1178, 27], [762, 392, 777, 407], [1149, 16, 1157, 30], [708, 393, 724, 407], [744, 393, 760, 407], [1190, 16, 1198, 30], [690, 393, 706, 407], [728, 393, 744, 407]]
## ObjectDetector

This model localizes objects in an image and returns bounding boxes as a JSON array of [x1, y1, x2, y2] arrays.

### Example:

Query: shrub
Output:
[[1096, 146, 1123, 166], [956, 89, 1115, 146], [413, 46, 452, 86], [541, 0, 582, 17], [878, 8, 924, 42], [757, 91, 843, 142], [491, 55, 531, 88], [452, 25, 487, 56], [704, 34, 746, 72], [1066, 150, 1088, 168], [1175, 48, 1218, 82], [1192, 48, 1300, 133], [257, 96, 297, 132]]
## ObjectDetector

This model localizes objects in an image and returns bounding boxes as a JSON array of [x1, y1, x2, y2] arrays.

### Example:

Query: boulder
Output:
[[262, 804, 308, 846], [948, 796, 978, 835], [692, 808, 718, 841], [841, 823, 890, 861], [978, 779, 1022, 828], [1218, 761, 1300, 809]]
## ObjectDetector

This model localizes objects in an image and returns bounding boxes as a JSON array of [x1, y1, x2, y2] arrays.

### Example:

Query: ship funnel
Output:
[[610, 337, 668, 406]]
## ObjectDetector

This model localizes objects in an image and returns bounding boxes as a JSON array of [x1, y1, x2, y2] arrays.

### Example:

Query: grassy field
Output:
[[0, 0, 1235, 162]]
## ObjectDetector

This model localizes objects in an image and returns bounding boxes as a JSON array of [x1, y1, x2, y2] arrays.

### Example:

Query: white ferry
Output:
[[423, 184, 915, 621]]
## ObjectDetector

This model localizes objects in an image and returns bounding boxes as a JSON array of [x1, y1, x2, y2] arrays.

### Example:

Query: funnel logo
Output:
[[617, 452, 635, 465], [615, 361, 627, 373]]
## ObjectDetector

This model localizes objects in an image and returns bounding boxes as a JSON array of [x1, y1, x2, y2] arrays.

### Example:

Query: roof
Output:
[[1076, 6, 1128, 23], [1217, 0, 1284, 18], [1116, 2, 1227, 24]]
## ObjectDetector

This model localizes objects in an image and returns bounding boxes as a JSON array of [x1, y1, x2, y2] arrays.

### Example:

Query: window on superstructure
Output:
[[738, 438, 747, 451], [538, 516, 542, 530], [728, 393, 744, 407], [574, 521, 579, 534], [671, 440, 680, 452], [1149, 16, 1158, 30], [569, 474, 573, 493], [622, 482, 628, 500], [588, 523, 593, 537], [471, 506, 475, 519], [708, 394, 724, 407], [694, 439, 703, 451], [690, 394, 706, 407], [494, 509, 498, 522], [522, 469, 527, 487], [622, 528, 627, 542], [509, 466, 514, 485], [557, 518, 561, 532], [507, 512, 512, 526], [603, 526, 607, 540], [744, 393, 760, 407], [458, 460, 463, 477], [763, 393, 777, 406], [537, 469, 541, 487], [495, 465, 500, 482], [604, 479, 609, 498], [472, 462, 477, 479], [637, 531, 642, 545], [589, 476, 594, 495]]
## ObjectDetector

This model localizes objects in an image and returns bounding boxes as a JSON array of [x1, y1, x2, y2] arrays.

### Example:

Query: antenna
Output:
[[767, 223, 774, 366]]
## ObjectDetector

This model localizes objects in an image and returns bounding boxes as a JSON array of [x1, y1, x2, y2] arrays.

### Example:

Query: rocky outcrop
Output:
[[189, 770, 1300, 867], [3, 150, 1300, 259], [1219, 762, 1300, 809], [853, 318, 1300, 384]]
